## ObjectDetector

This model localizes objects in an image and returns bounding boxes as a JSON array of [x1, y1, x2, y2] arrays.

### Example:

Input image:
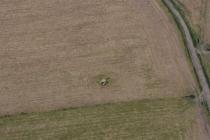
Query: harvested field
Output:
[[0, 0, 203, 139], [0, 0, 196, 116], [204, 0, 210, 43], [0, 98, 197, 140]]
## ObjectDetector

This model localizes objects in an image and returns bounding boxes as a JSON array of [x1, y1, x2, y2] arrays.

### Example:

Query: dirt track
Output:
[[163, 0, 210, 139], [163, 0, 210, 110]]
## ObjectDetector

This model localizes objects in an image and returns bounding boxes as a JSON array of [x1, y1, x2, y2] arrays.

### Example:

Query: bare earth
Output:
[[0, 0, 195, 116]]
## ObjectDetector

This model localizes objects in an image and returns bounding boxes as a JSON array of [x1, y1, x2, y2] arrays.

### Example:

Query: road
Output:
[[163, 0, 210, 110], [163, 0, 210, 139]]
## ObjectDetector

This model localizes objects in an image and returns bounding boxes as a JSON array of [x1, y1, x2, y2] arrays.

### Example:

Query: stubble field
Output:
[[0, 0, 202, 139], [200, 0, 210, 43], [0, 0, 195, 116]]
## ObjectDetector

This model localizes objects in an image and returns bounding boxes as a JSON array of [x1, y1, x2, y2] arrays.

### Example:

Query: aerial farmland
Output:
[[0, 0, 209, 139]]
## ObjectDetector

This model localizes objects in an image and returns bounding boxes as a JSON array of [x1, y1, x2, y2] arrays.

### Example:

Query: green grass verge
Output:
[[200, 54, 210, 87], [0, 98, 196, 140], [202, 101, 210, 125]]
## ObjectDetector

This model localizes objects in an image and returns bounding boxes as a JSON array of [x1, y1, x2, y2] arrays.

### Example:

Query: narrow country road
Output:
[[163, 0, 210, 139], [162, 0, 210, 110]]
